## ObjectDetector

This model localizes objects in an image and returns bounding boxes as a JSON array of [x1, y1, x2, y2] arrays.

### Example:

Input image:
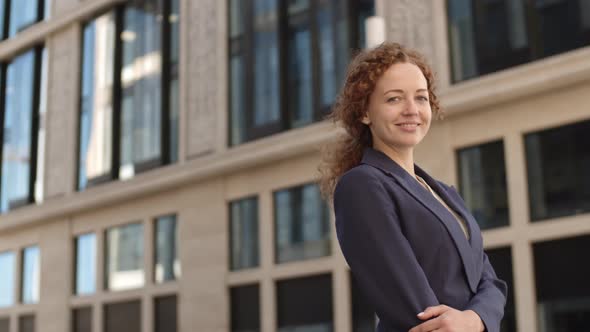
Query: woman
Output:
[[320, 43, 507, 332]]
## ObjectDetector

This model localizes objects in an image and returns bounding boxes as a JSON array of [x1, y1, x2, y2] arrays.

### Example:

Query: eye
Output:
[[417, 95, 429, 102], [387, 96, 401, 103]]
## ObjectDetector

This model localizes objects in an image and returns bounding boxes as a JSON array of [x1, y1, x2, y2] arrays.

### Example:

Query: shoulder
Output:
[[336, 164, 385, 190]]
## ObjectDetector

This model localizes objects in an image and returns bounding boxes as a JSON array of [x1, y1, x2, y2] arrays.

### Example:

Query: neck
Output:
[[373, 143, 415, 177]]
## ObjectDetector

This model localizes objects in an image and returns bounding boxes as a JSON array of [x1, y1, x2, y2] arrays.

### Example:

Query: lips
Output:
[[395, 123, 421, 128]]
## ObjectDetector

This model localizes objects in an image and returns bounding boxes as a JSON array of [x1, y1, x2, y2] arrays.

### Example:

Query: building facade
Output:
[[0, 0, 589, 331]]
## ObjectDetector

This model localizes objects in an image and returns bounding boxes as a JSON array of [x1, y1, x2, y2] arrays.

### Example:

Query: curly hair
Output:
[[319, 42, 442, 199]]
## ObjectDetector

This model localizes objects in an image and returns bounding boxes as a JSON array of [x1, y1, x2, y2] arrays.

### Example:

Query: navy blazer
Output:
[[334, 147, 507, 332]]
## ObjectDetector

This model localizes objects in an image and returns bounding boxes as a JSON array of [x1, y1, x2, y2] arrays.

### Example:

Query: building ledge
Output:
[[441, 46, 590, 116], [0, 121, 340, 232]]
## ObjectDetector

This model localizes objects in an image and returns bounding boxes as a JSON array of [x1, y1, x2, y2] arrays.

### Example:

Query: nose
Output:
[[402, 98, 419, 116]]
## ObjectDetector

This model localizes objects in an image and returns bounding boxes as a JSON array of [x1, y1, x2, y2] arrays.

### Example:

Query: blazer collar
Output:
[[361, 147, 481, 292]]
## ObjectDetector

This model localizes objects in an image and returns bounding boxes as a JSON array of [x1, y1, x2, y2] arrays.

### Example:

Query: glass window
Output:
[[78, 1, 179, 190], [448, 0, 590, 82], [276, 274, 333, 332], [168, 0, 179, 163], [34, 47, 48, 203], [78, 12, 115, 190], [119, 1, 163, 179], [75, 233, 97, 295], [104, 300, 141, 332], [154, 295, 177, 332], [274, 184, 330, 264], [534, 234, 590, 331], [105, 223, 144, 291], [229, 197, 259, 270], [457, 140, 509, 229], [287, 0, 313, 128], [1, 50, 39, 213], [0, 251, 15, 308], [21, 246, 39, 304], [525, 120, 590, 221], [0, 1, 6, 40], [230, 284, 260, 332], [72, 307, 91, 332], [228, 0, 375, 145], [485, 247, 516, 332], [350, 272, 376, 332], [252, 0, 280, 130], [154, 215, 180, 283], [0, 318, 8, 332], [8, 0, 42, 37], [18, 315, 34, 332]]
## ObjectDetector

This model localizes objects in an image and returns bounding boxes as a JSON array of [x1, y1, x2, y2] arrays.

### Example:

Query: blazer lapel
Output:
[[361, 148, 480, 293]]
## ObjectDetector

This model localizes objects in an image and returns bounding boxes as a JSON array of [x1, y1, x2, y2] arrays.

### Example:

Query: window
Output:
[[154, 295, 177, 332], [525, 120, 590, 221], [0, 47, 45, 213], [8, 0, 45, 38], [78, 0, 179, 190], [230, 284, 260, 332], [21, 246, 39, 304], [274, 183, 330, 264], [0, 318, 8, 332], [105, 223, 144, 291], [457, 140, 509, 229], [485, 247, 516, 332], [229, 197, 259, 270], [104, 300, 141, 332], [350, 272, 376, 332], [276, 274, 333, 332], [72, 307, 92, 332], [154, 215, 180, 283], [75, 233, 97, 295], [228, 0, 375, 145], [447, 0, 590, 82], [18, 315, 34, 332], [0, 251, 15, 307], [534, 234, 590, 332]]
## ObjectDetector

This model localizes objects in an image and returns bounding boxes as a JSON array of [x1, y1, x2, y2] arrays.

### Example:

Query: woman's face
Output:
[[361, 62, 432, 154]]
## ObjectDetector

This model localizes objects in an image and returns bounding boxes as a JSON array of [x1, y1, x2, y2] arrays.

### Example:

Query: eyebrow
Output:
[[383, 88, 428, 95]]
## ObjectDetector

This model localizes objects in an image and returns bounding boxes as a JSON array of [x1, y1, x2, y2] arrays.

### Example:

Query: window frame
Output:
[[0, 45, 44, 213], [76, 0, 178, 191], [228, 0, 372, 145]]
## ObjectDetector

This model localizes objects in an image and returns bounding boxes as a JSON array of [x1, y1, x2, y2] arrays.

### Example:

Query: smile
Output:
[[395, 123, 421, 128]]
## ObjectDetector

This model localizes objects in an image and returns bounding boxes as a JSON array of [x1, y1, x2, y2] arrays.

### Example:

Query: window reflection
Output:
[[1, 51, 35, 213], [230, 197, 259, 270], [0, 251, 15, 308], [230, 284, 260, 332], [277, 274, 333, 332], [168, 0, 179, 163], [275, 184, 331, 264], [457, 140, 509, 229], [155, 215, 180, 283], [534, 235, 590, 332], [119, 2, 163, 179], [79, 12, 115, 190], [75, 233, 97, 295], [8, 0, 40, 37], [105, 223, 144, 291], [287, 0, 313, 128], [21, 246, 40, 304], [525, 120, 590, 221], [253, 0, 280, 127]]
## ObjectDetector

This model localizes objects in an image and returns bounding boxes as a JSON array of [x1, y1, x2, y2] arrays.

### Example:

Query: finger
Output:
[[409, 316, 442, 332], [417, 305, 450, 320]]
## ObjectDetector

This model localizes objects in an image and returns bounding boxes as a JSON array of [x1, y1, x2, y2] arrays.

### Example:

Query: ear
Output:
[[360, 113, 371, 125]]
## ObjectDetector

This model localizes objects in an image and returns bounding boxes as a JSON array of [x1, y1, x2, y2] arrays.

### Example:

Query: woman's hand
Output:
[[408, 305, 485, 332]]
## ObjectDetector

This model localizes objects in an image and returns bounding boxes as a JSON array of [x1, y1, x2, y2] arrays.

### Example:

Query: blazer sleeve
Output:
[[334, 168, 439, 329], [465, 251, 508, 332]]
